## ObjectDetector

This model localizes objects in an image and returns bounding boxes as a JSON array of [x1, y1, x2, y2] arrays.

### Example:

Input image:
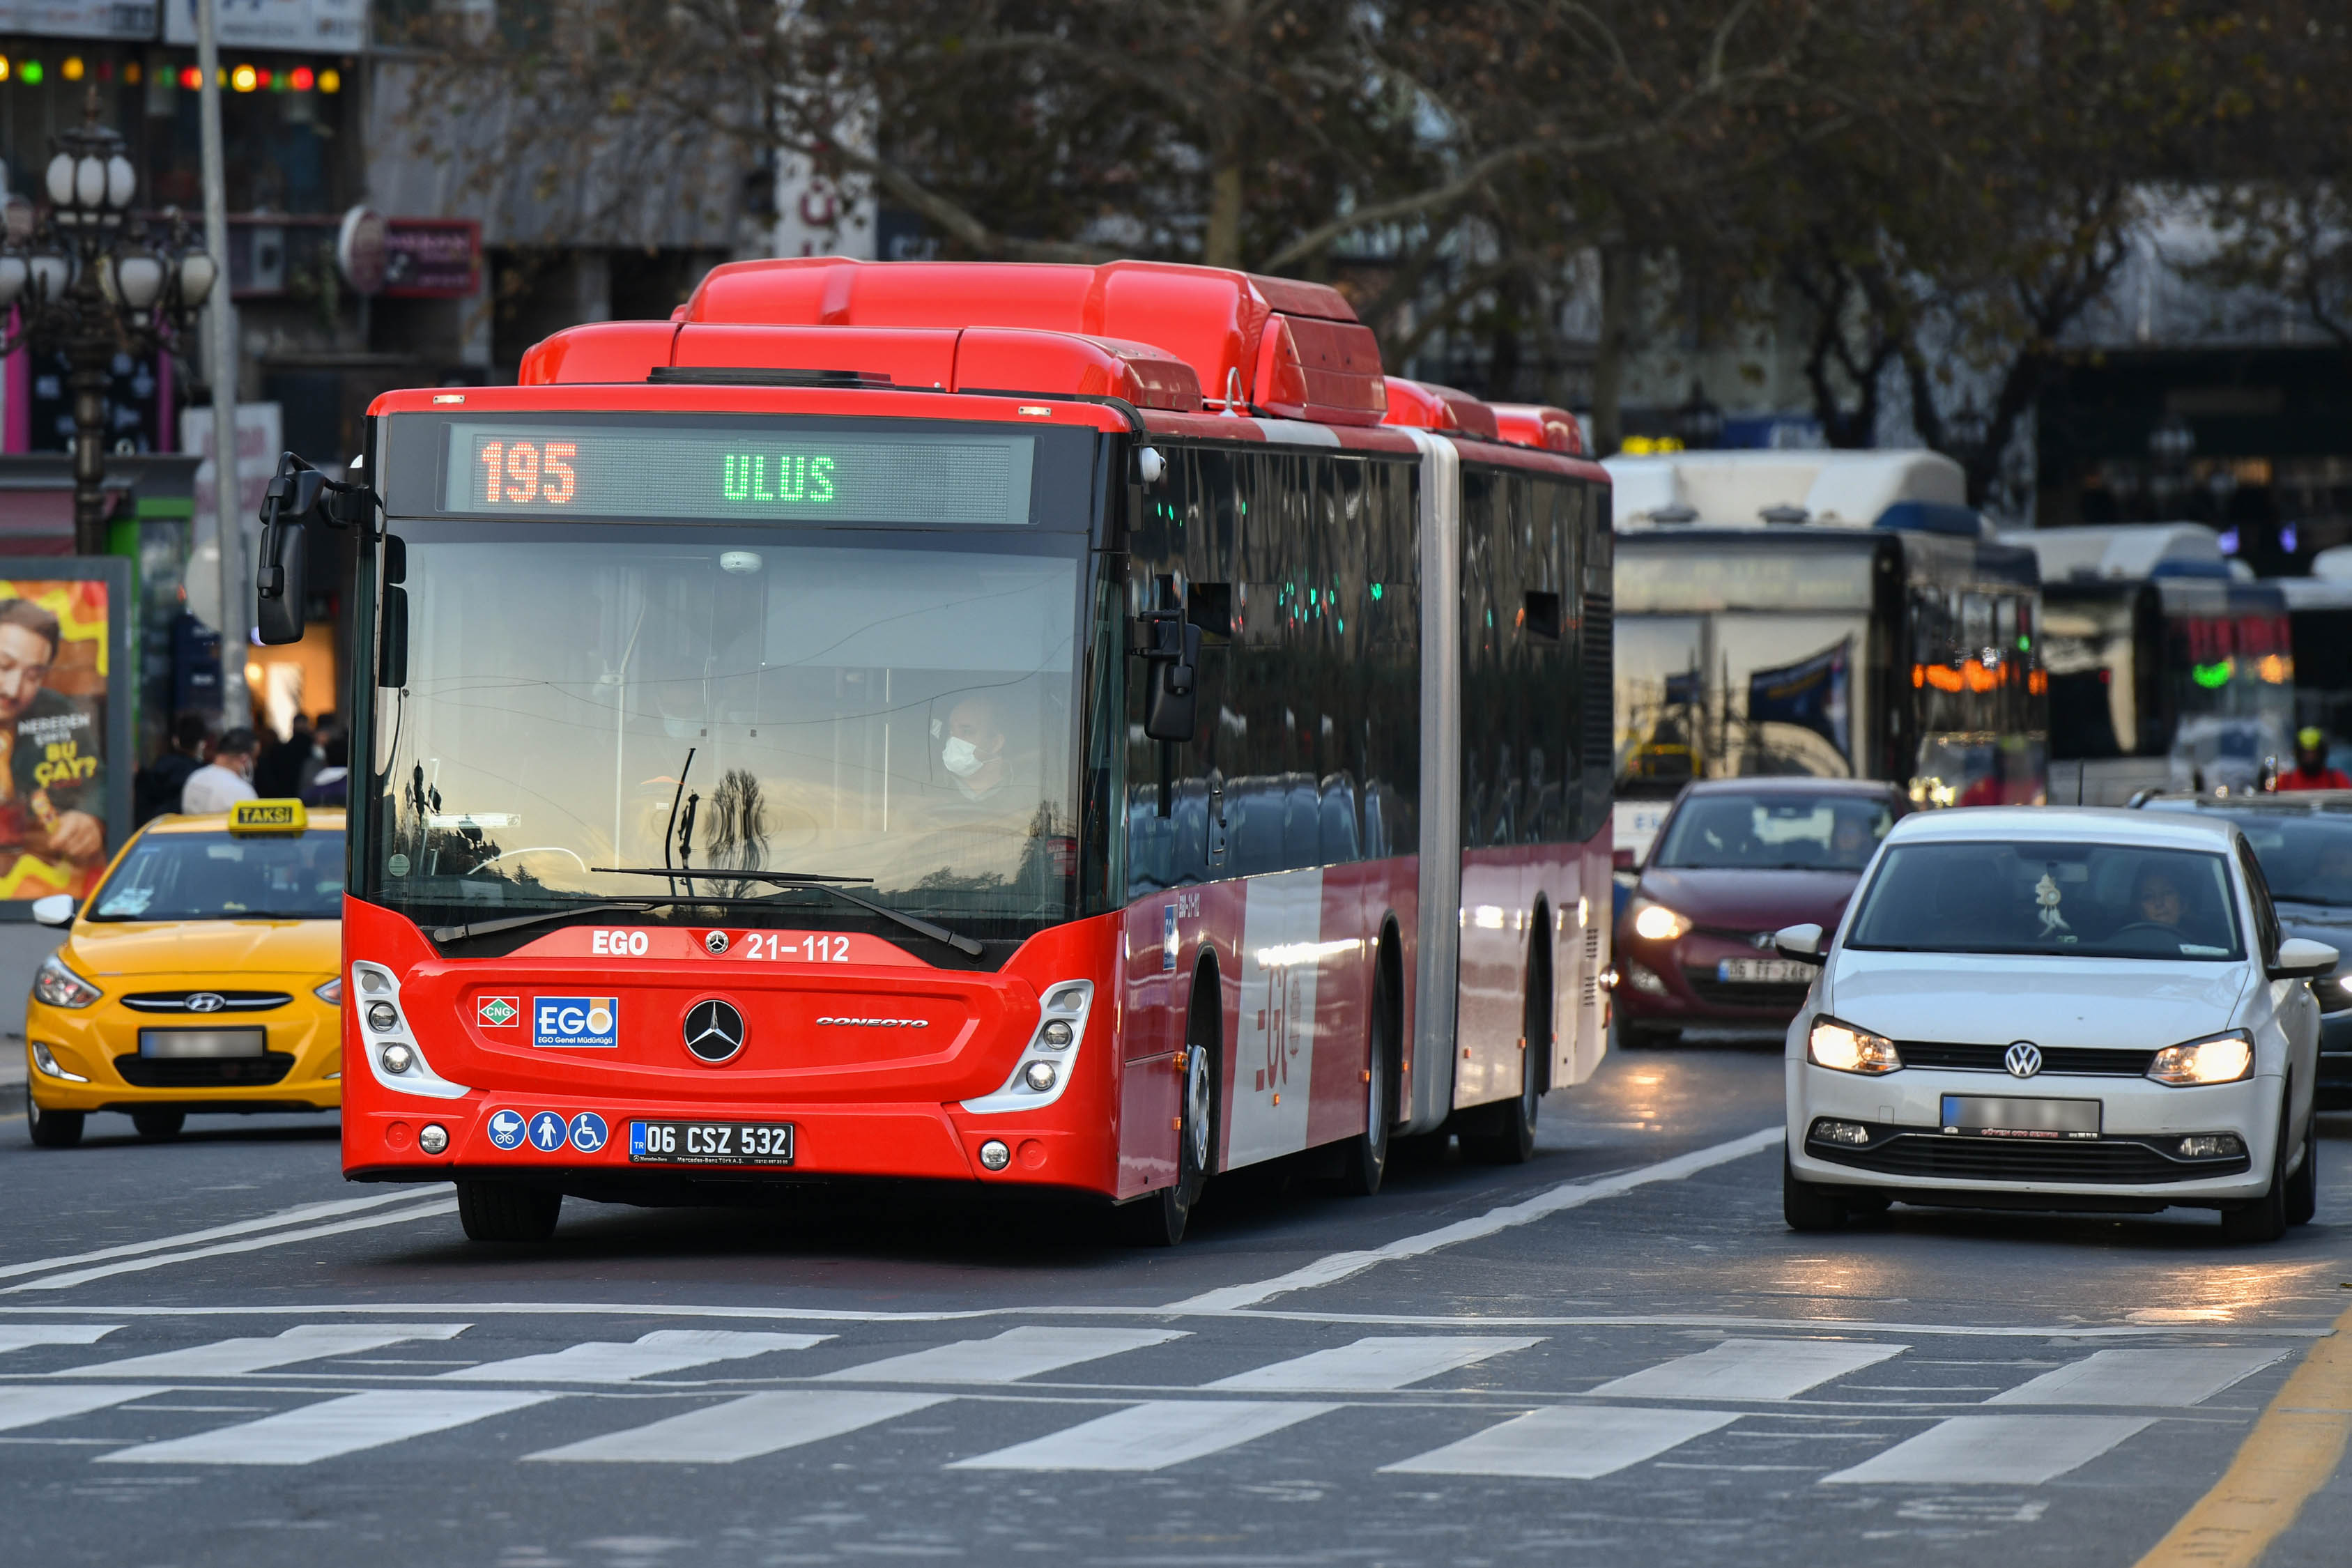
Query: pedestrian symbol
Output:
[[528, 1111, 567, 1152]]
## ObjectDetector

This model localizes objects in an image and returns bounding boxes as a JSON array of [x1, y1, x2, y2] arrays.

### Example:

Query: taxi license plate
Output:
[[1940, 1095, 2100, 1140], [629, 1121, 794, 1166], [1716, 958, 1813, 985]]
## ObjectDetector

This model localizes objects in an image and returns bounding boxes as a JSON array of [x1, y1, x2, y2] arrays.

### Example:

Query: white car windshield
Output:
[[1846, 841, 2244, 960]]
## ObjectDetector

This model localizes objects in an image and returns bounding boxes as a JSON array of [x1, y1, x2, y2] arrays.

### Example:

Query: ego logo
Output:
[[533, 996, 620, 1050]]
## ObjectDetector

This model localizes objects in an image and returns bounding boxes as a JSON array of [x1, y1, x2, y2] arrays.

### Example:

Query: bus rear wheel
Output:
[[1464, 921, 1548, 1165], [1339, 952, 1399, 1196], [456, 1181, 562, 1243]]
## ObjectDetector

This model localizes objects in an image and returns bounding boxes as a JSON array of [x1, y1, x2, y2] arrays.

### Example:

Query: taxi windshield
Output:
[[1847, 840, 2243, 960], [87, 831, 346, 922]]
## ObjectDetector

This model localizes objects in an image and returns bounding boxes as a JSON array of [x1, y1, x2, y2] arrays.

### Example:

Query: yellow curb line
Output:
[[2135, 1301, 2352, 1568]]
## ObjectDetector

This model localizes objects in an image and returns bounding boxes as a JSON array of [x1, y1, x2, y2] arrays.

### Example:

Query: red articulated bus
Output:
[[307, 258, 1613, 1245]]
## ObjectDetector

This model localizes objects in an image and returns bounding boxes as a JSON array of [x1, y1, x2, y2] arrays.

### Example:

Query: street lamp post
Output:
[[0, 87, 217, 557]]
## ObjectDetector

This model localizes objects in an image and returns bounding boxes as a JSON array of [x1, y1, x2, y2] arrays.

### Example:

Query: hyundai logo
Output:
[[2004, 1041, 2043, 1079], [683, 999, 746, 1063], [185, 992, 226, 1013], [1750, 932, 1776, 951]]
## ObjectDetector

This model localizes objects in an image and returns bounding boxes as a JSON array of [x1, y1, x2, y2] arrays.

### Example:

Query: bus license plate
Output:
[[629, 1121, 794, 1166]]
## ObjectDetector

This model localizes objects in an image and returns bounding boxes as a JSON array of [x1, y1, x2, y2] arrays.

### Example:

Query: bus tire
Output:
[[456, 1180, 562, 1243], [1464, 918, 1547, 1165], [1339, 946, 1400, 1197], [1130, 960, 1220, 1247], [26, 1086, 82, 1149]]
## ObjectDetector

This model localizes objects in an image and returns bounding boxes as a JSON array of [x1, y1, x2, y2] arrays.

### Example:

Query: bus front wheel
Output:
[[456, 1180, 562, 1243], [1130, 964, 1220, 1247]]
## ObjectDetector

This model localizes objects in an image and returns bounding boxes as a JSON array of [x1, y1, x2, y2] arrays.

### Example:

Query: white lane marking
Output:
[[1820, 1414, 2155, 1484], [948, 1400, 1337, 1471], [0, 1189, 447, 1284], [1383, 1405, 1740, 1479], [0, 1385, 165, 1434], [439, 1330, 826, 1384], [8, 1200, 459, 1293], [1205, 1336, 1542, 1392], [820, 1326, 1186, 1384], [1985, 1348, 2287, 1407], [0, 1301, 2322, 1339], [0, 1324, 119, 1353], [1166, 1126, 1783, 1311], [98, 1388, 558, 1466], [1588, 1339, 1907, 1401], [526, 1391, 953, 1463], [56, 1324, 468, 1379]]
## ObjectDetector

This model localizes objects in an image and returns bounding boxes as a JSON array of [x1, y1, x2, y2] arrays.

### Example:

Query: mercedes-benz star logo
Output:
[[704, 930, 730, 954], [683, 999, 746, 1063], [185, 992, 226, 1013], [2004, 1041, 2043, 1079]]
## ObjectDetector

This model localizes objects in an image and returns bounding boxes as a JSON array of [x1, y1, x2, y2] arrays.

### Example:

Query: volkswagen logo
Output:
[[185, 992, 226, 1013], [683, 999, 746, 1063], [2004, 1041, 2043, 1079]]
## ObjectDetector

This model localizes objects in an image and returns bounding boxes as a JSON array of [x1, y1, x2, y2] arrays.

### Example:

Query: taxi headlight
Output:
[[315, 977, 343, 1006], [2148, 1030, 2254, 1086], [1631, 899, 1691, 942], [1807, 1015, 1902, 1075], [31, 952, 100, 1009]]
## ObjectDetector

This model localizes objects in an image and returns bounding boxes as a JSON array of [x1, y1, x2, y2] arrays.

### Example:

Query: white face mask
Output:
[[941, 737, 985, 778]]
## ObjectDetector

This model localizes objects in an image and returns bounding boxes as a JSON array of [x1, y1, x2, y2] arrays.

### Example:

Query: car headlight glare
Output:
[[2147, 1031, 2253, 1086], [31, 952, 100, 1009], [1807, 1015, 1902, 1075], [315, 977, 343, 1006], [1631, 900, 1691, 941]]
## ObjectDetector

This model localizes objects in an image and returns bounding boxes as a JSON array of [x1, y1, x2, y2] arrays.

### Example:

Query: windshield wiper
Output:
[[590, 866, 986, 958], [431, 901, 658, 944]]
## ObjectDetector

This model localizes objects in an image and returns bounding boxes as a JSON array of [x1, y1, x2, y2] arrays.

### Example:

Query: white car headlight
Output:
[[1807, 1015, 1902, 1075], [31, 952, 100, 1009], [1630, 899, 1691, 941], [2147, 1030, 2253, 1086]]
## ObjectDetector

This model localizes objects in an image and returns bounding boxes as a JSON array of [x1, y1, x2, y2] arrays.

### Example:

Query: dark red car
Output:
[[1615, 778, 1912, 1045]]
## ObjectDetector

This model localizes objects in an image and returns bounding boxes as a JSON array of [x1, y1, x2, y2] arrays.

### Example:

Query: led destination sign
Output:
[[440, 424, 1036, 525]]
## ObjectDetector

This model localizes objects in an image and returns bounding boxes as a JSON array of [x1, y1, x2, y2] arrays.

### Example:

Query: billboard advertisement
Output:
[[0, 562, 132, 908]]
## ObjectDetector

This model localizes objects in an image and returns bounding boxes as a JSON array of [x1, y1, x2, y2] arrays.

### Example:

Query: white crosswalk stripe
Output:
[[438, 1330, 827, 1383], [817, 1326, 1185, 1384], [0, 1324, 118, 1354], [98, 1389, 562, 1466], [1384, 1405, 1742, 1479], [1985, 1348, 2286, 1407], [1205, 1336, 1542, 1392], [527, 1390, 953, 1464], [1587, 1338, 1907, 1401], [949, 1399, 1339, 1471], [54, 1324, 470, 1379], [1820, 1414, 2157, 1485], [0, 1384, 164, 1433]]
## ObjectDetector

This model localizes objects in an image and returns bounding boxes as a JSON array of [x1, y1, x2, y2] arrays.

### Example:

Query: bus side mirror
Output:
[[254, 518, 309, 645], [1137, 610, 1201, 743]]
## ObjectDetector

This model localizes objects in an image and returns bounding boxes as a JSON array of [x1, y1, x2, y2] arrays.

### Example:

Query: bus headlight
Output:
[[1808, 1015, 1902, 1075]]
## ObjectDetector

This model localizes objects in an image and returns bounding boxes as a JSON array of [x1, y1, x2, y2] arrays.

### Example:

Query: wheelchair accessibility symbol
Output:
[[567, 1112, 608, 1153]]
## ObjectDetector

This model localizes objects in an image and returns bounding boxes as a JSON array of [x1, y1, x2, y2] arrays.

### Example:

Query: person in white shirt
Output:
[[180, 728, 261, 815]]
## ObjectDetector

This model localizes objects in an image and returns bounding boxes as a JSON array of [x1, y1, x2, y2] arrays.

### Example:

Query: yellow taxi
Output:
[[22, 800, 344, 1146]]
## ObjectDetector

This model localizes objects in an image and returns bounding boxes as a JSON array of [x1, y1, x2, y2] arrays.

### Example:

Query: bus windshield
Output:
[[363, 526, 1086, 943]]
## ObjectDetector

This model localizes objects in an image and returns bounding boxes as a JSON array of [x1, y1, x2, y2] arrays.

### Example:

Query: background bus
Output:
[[1603, 451, 2047, 862], [2005, 524, 2295, 804], [2276, 553, 2352, 763], [298, 258, 1613, 1247]]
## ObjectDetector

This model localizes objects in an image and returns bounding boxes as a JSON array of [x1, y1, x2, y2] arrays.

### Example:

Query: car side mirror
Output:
[[2271, 937, 2339, 982], [1774, 923, 1827, 964], [30, 893, 75, 928]]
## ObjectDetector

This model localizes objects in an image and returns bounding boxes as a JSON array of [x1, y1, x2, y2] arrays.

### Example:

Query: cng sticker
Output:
[[477, 996, 521, 1028], [534, 996, 619, 1048]]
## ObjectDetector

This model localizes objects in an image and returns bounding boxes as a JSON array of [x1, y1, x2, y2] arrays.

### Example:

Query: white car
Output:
[[1779, 806, 2332, 1242]]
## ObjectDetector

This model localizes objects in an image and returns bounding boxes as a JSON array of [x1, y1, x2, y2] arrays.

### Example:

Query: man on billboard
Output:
[[0, 597, 105, 872]]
